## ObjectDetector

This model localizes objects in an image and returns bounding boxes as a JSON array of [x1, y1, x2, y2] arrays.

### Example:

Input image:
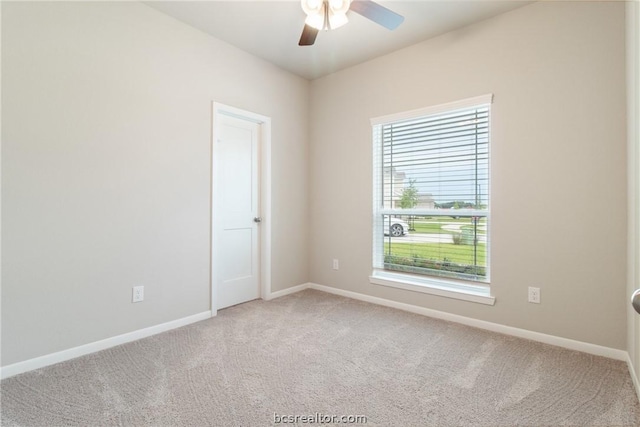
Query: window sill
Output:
[[369, 270, 496, 306]]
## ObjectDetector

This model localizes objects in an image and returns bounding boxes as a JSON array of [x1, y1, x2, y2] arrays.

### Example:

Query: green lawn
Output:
[[406, 216, 487, 235], [411, 222, 446, 234]]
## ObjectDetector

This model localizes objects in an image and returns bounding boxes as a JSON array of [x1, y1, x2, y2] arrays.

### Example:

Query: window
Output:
[[371, 95, 493, 303]]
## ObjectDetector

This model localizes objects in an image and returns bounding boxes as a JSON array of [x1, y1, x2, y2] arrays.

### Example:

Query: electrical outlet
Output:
[[528, 287, 540, 304], [332, 259, 339, 270], [132, 286, 144, 303]]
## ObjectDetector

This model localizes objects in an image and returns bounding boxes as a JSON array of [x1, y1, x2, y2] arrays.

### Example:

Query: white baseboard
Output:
[[0, 310, 212, 380], [306, 283, 629, 362], [264, 282, 311, 300], [2, 282, 632, 380], [628, 353, 640, 401]]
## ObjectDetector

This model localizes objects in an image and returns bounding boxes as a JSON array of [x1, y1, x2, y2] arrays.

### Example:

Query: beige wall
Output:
[[1, 2, 309, 365], [309, 1, 628, 349]]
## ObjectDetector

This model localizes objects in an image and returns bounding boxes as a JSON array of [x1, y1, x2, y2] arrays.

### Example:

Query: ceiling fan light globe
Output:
[[329, 0, 351, 15], [305, 13, 325, 30], [301, 0, 323, 15], [328, 12, 348, 29]]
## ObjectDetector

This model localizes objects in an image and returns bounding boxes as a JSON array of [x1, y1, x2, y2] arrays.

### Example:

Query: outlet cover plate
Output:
[[528, 286, 540, 304], [132, 286, 144, 303]]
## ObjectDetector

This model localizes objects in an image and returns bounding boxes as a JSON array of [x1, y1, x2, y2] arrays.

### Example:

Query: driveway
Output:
[[386, 221, 487, 244]]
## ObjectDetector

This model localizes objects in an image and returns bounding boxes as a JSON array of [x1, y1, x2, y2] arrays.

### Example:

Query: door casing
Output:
[[211, 102, 271, 315]]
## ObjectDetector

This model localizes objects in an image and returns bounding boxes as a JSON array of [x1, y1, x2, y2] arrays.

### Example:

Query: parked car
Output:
[[384, 216, 409, 237]]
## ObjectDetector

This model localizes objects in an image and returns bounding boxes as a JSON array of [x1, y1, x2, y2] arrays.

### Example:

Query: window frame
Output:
[[370, 94, 495, 305]]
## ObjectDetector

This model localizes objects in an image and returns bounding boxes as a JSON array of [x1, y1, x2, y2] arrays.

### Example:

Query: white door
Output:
[[213, 114, 261, 309]]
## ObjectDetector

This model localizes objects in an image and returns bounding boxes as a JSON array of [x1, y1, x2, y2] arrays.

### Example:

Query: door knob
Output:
[[254, 217, 262, 223], [632, 289, 640, 315]]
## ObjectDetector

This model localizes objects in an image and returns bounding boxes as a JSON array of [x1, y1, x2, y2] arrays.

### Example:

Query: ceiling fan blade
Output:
[[298, 24, 319, 46], [350, 0, 404, 30]]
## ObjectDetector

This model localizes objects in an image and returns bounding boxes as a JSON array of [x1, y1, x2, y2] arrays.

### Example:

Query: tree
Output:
[[399, 179, 419, 209], [399, 179, 419, 231]]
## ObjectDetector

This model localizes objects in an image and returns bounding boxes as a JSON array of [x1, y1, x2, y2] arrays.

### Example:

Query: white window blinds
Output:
[[372, 95, 492, 283]]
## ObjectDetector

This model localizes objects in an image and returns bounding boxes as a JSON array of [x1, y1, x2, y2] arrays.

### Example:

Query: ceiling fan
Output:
[[298, 0, 404, 46]]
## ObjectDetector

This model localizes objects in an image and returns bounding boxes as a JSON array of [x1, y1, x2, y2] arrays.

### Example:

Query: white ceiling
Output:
[[145, 1, 531, 80]]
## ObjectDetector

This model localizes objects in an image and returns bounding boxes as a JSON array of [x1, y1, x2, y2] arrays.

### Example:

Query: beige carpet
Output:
[[1, 289, 639, 426]]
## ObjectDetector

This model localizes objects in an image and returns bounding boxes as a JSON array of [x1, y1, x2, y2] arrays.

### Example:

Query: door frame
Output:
[[211, 102, 271, 315], [627, 0, 640, 399]]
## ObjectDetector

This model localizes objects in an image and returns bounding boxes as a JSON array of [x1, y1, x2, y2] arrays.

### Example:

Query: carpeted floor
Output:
[[1, 289, 639, 426]]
